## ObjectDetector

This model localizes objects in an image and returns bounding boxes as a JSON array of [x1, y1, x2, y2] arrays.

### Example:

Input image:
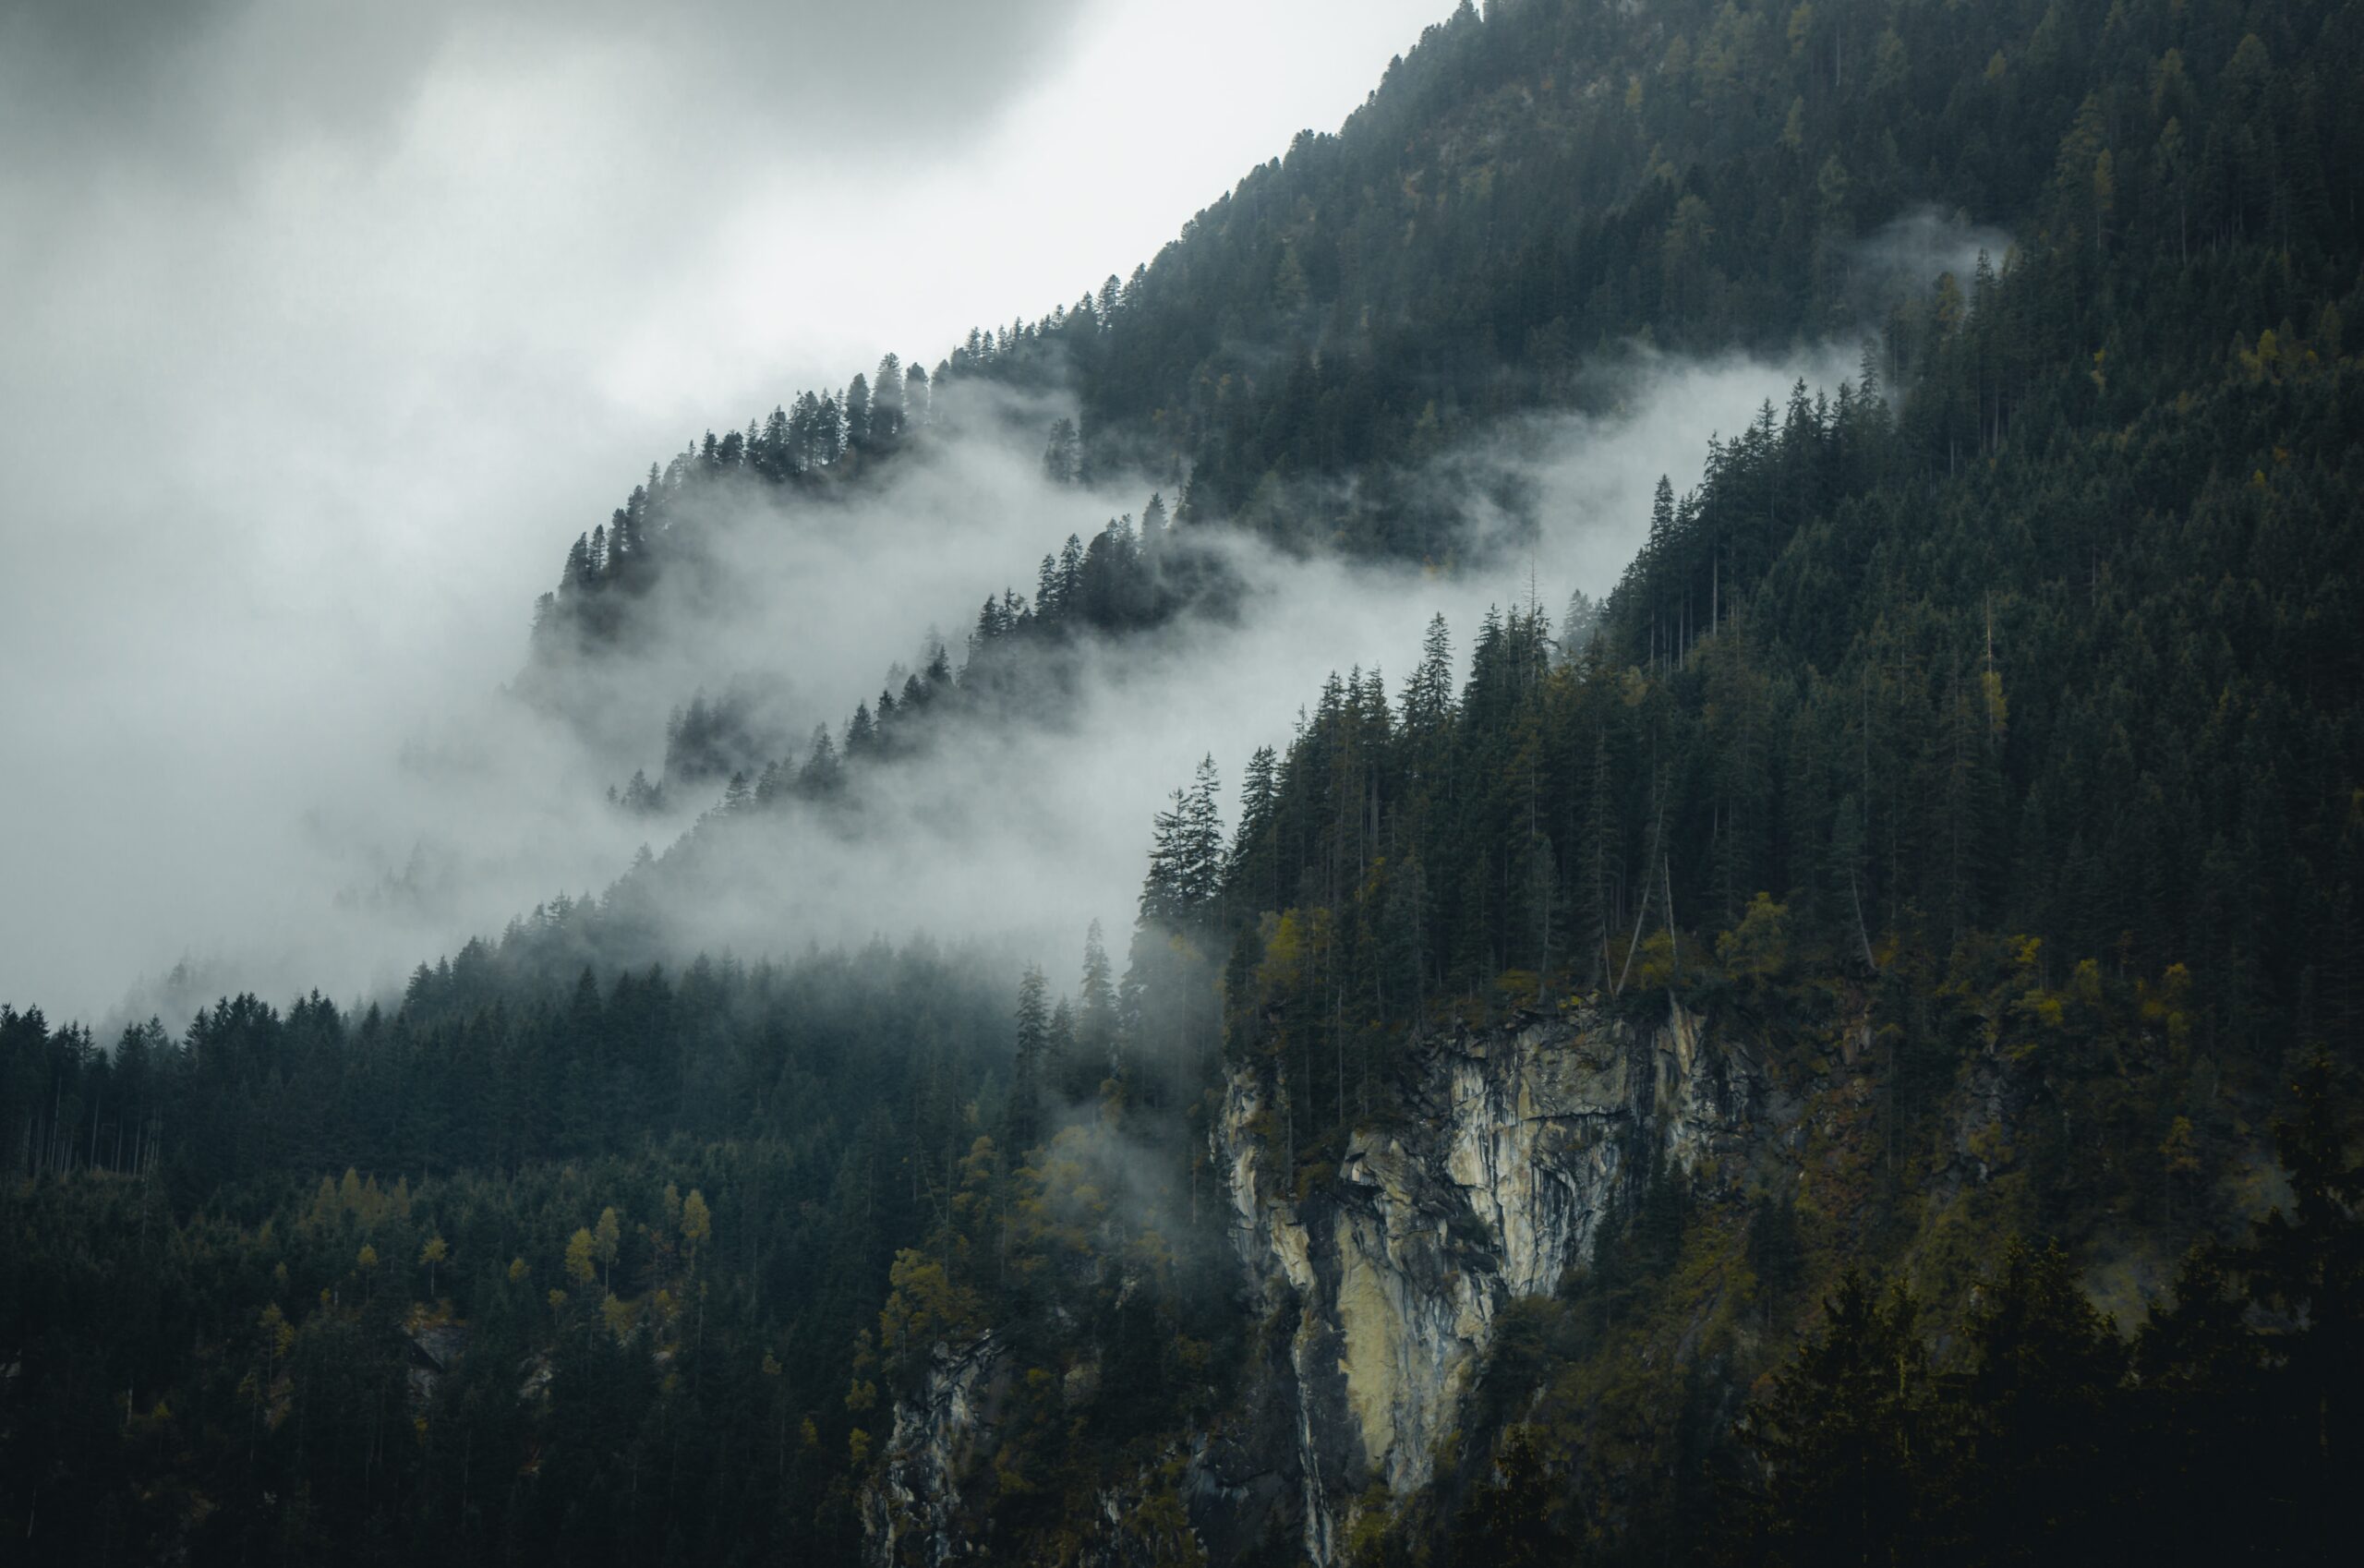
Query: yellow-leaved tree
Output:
[[1717, 892, 1791, 984], [564, 1227, 597, 1287], [593, 1207, 621, 1290], [877, 1248, 983, 1373]]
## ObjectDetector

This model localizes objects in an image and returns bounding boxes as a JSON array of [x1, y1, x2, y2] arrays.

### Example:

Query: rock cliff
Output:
[[864, 997, 1766, 1567], [1216, 997, 1762, 1563], [862, 1332, 1006, 1568]]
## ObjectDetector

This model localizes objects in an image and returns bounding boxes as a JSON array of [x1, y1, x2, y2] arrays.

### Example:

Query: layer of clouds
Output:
[[1852, 206, 2018, 308], [1, 1, 1090, 177], [0, 2, 1967, 1029], [610, 349, 1856, 975], [44, 346, 1838, 1035], [0, 1, 1455, 1022]]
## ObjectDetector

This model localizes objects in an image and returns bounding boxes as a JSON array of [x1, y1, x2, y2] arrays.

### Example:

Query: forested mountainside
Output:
[[543, 0, 2356, 582], [7, 1, 2364, 1564], [533, 0, 2357, 813]]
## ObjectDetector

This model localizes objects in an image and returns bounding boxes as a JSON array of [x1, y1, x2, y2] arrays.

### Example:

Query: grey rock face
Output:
[[1215, 998, 1758, 1563], [862, 1331, 1005, 1568], [861, 998, 1763, 1568]]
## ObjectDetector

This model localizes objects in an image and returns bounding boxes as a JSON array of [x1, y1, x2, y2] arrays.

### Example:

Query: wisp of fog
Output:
[[0, 0, 1992, 1030], [0, 0, 1462, 1023], [23, 345, 1857, 1031]]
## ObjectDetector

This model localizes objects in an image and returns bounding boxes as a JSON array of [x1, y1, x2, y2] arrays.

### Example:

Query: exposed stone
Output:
[[1214, 996, 1759, 1563], [862, 998, 1766, 1568], [862, 1332, 1006, 1568], [403, 1319, 469, 1412]]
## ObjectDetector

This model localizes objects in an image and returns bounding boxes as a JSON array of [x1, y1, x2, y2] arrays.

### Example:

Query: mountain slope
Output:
[[6, 3, 2363, 1565], [528, 0, 2359, 815], [999, 0, 2358, 546]]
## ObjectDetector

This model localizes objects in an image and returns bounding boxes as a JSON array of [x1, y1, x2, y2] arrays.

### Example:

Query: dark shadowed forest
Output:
[[6, 2, 2361, 1563]]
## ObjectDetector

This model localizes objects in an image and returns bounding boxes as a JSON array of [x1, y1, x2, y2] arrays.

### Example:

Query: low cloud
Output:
[[0, 6, 1964, 1035], [16, 344, 1861, 1033], [0, 1, 1092, 183], [0, 0, 1461, 1025], [1851, 206, 2017, 305]]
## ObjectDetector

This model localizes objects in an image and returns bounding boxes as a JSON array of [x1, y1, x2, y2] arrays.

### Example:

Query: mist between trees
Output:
[[38, 344, 1850, 1036]]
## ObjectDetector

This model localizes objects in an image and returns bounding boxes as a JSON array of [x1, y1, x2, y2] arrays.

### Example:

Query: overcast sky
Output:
[[0, 0, 1465, 1019]]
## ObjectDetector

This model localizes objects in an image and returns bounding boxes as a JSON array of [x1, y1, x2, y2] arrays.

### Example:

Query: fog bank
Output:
[[0, 0, 1458, 1021], [20, 346, 1846, 1031]]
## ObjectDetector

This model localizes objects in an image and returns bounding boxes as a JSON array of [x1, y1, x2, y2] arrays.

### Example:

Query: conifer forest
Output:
[[4, 2, 2361, 1563]]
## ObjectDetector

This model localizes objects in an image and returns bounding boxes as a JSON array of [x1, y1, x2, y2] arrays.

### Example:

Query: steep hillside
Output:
[[857, 2, 2364, 1562], [527, 0, 2362, 813], [6, 3, 2362, 1565], [986, 0, 2359, 547]]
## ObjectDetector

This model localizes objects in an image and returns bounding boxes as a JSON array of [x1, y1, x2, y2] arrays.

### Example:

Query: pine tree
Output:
[[1178, 755, 1224, 923], [1403, 613, 1454, 738], [843, 373, 872, 451], [870, 355, 904, 444], [799, 726, 841, 794], [1956, 1240, 2129, 1564], [1140, 790, 1190, 928], [1008, 966, 1049, 1151], [1046, 995, 1083, 1102], [1739, 1273, 1950, 1567], [1230, 745, 1281, 918], [903, 361, 929, 428]]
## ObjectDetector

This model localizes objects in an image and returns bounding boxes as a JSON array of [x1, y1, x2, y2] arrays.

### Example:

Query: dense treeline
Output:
[[763, 494, 1227, 800], [1200, 348, 2361, 1170], [2, 899, 1239, 1564], [555, 0, 2364, 682], [1074, 3, 2363, 1558], [569, 0, 2364, 808], [527, 352, 932, 662], [921, 254, 2363, 1553], [9, 921, 1008, 1201], [1728, 1089, 2358, 1568], [1155, 0, 2364, 1182], [0, 916, 1221, 1563], [7, 1, 2364, 1562], [561, 0, 2364, 802], [954, 0, 2364, 551], [1429, 1078, 2360, 1568], [605, 491, 1225, 814]]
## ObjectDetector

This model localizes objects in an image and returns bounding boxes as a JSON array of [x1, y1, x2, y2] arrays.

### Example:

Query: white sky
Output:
[[0, 0, 1460, 1020]]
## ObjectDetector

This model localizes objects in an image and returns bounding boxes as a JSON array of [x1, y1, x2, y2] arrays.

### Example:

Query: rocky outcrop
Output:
[[860, 999, 1766, 1568], [862, 1332, 1006, 1568], [864, 1337, 1259, 1568], [403, 1319, 469, 1412], [1216, 997, 1761, 1563]]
